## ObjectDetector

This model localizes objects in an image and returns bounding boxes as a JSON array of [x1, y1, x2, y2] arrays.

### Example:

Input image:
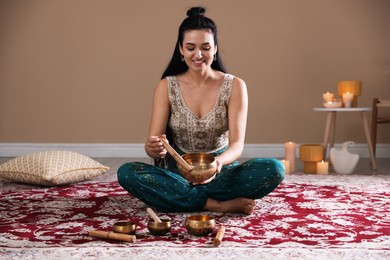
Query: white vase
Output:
[[330, 141, 359, 174]]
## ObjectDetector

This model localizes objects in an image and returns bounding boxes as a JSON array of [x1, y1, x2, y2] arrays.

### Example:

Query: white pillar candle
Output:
[[322, 92, 334, 103], [317, 160, 329, 174], [280, 159, 290, 174], [342, 92, 353, 108], [284, 141, 296, 173]]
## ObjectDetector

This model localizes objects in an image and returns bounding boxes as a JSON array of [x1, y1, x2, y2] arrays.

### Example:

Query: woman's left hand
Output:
[[215, 158, 223, 174]]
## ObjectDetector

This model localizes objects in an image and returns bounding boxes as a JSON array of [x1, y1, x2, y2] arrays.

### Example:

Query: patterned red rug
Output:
[[0, 173, 389, 259]]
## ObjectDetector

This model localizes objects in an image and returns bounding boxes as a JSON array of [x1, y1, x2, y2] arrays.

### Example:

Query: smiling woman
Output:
[[117, 6, 285, 215]]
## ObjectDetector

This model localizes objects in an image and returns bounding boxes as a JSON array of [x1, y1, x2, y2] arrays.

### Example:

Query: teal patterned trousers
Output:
[[117, 155, 285, 212]]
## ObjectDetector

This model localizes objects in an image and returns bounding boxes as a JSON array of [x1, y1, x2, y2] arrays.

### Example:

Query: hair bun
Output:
[[187, 6, 206, 17]]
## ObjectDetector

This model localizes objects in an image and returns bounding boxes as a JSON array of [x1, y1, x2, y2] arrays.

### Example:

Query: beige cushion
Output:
[[0, 150, 109, 186]]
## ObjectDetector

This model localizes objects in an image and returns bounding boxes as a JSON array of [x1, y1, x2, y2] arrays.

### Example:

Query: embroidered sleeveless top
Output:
[[167, 74, 234, 153]]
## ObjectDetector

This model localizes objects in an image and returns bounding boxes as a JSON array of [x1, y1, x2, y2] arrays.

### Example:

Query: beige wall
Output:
[[0, 0, 389, 144]]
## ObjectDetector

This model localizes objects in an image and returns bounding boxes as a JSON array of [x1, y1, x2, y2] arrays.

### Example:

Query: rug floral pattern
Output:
[[0, 173, 389, 259]]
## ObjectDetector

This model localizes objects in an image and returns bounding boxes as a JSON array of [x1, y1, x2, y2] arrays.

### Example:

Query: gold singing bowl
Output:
[[147, 219, 172, 236], [185, 215, 216, 236], [113, 221, 137, 235], [159, 136, 217, 183], [178, 153, 217, 183]]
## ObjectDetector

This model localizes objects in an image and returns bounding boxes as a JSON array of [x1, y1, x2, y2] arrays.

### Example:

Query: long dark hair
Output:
[[161, 6, 227, 79]]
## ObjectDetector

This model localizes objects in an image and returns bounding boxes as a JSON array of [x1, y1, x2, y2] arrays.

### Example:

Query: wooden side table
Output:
[[313, 107, 377, 170]]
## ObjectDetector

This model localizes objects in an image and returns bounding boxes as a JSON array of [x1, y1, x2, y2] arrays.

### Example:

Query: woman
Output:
[[118, 7, 284, 214]]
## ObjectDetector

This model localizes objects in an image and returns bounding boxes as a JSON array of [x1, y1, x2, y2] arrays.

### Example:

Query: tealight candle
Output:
[[322, 92, 334, 103], [281, 159, 290, 175], [317, 160, 329, 174], [342, 92, 353, 108], [284, 142, 296, 173]]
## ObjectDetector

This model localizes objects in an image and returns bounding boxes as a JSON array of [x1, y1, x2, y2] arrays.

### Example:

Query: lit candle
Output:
[[284, 142, 296, 173], [317, 160, 329, 174], [342, 92, 353, 108], [322, 92, 334, 103], [323, 100, 333, 108], [280, 159, 290, 174]]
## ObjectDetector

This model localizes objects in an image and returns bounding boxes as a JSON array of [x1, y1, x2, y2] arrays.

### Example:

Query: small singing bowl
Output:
[[113, 221, 137, 235], [147, 219, 172, 236], [185, 215, 216, 236], [178, 153, 217, 183]]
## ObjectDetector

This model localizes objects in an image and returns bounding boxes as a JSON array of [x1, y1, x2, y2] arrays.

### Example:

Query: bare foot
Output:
[[204, 197, 256, 215]]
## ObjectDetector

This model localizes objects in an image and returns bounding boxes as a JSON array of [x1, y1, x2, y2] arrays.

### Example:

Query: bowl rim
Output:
[[113, 221, 136, 227], [181, 153, 216, 162], [147, 218, 171, 223], [186, 215, 215, 221]]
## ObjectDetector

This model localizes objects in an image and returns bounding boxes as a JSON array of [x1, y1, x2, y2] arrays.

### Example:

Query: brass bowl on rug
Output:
[[185, 215, 216, 236], [178, 153, 217, 183], [147, 219, 171, 236], [113, 221, 137, 235]]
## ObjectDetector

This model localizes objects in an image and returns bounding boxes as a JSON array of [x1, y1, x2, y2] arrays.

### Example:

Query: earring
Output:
[[213, 54, 217, 61], [181, 55, 185, 62]]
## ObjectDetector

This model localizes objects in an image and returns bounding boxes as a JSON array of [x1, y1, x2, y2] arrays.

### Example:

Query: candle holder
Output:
[[299, 144, 324, 173], [323, 99, 342, 108], [337, 80, 362, 107]]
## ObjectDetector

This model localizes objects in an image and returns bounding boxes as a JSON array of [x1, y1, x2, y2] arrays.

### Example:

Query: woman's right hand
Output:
[[145, 135, 167, 158]]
